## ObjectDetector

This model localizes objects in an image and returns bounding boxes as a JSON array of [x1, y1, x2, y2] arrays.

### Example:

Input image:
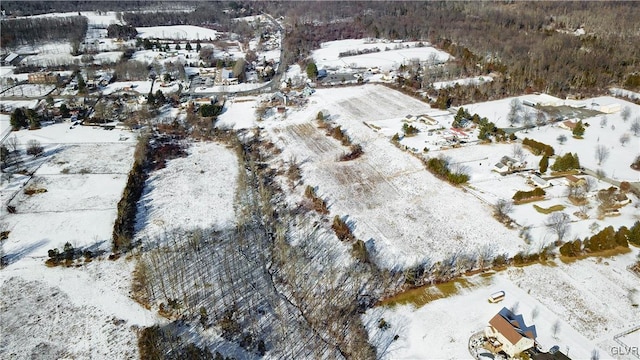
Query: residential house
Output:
[[558, 120, 577, 131], [565, 175, 586, 187], [28, 72, 60, 84], [485, 307, 537, 358], [500, 155, 523, 170], [493, 162, 509, 175], [528, 175, 550, 188]]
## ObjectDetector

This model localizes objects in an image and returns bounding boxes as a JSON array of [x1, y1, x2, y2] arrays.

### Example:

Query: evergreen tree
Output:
[[175, 43, 181, 50], [539, 155, 549, 173], [185, 42, 192, 51], [10, 108, 28, 130], [306, 62, 318, 79], [572, 120, 585, 137], [196, 41, 202, 52], [76, 72, 86, 94]]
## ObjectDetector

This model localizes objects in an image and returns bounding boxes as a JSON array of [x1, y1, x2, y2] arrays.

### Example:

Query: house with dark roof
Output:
[[485, 307, 537, 358]]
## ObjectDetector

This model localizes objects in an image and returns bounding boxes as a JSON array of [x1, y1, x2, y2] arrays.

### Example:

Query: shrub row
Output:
[[112, 135, 150, 252], [304, 185, 329, 214], [512, 187, 545, 202], [340, 144, 364, 161], [425, 157, 469, 185], [523, 137, 554, 156], [551, 152, 580, 172], [561, 222, 639, 256], [332, 215, 355, 242]]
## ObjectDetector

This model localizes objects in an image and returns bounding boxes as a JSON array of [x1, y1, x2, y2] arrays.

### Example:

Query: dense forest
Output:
[[257, 1, 640, 98], [0, 16, 88, 49]]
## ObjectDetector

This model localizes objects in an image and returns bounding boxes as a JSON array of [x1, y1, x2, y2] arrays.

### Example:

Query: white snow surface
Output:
[[135, 141, 239, 243], [365, 251, 640, 360], [0, 124, 162, 359], [136, 25, 219, 40], [262, 85, 523, 269], [312, 39, 452, 72]]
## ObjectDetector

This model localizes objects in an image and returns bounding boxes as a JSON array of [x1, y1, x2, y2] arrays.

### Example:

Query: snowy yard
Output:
[[136, 25, 219, 40], [365, 251, 640, 360]]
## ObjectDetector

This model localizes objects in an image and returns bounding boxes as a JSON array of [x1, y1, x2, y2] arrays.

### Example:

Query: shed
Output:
[[599, 103, 621, 114]]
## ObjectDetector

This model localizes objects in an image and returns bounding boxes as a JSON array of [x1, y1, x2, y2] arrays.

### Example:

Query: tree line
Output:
[[1, 16, 88, 48]]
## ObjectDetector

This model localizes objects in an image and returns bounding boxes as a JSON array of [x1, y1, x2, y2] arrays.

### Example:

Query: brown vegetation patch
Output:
[[23, 187, 47, 195]]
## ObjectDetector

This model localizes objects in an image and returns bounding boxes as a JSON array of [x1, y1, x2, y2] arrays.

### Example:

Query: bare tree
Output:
[[546, 212, 571, 241], [584, 176, 597, 192], [530, 306, 539, 321], [631, 117, 640, 136], [507, 98, 522, 126], [594, 144, 610, 165], [621, 105, 631, 123], [522, 110, 533, 132], [494, 199, 514, 220], [512, 144, 525, 162], [596, 189, 616, 213], [551, 319, 561, 339], [557, 134, 567, 145], [536, 111, 547, 129], [599, 115, 607, 128], [620, 133, 630, 146]]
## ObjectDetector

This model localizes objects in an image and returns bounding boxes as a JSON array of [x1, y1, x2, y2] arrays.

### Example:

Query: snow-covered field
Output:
[[312, 39, 452, 72], [136, 25, 219, 40], [365, 251, 640, 360], [433, 76, 494, 90], [135, 141, 239, 243], [263, 85, 523, 269], [0, 124, 162, 359], [0, 84, 56, 98]]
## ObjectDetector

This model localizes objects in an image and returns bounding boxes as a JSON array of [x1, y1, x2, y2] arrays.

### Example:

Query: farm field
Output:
[[0, 124, 161, 359], [312, 39, 451, 72], [263, 85, 524, 269], [135, 25, 219, 40], [135, 141, 239, 244], [364, 251, 640, 360]]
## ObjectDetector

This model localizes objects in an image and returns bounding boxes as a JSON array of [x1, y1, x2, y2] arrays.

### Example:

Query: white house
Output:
[[598, 102, 621, 114], [528, 175, 550, 188], [493, 162, 509, 175], [485, 308, 536, 358]]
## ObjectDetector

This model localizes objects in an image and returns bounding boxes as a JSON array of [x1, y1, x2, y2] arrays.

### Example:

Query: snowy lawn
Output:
[[365, 250, 640, 360], [461, 95, 640, 182], [135, 141, 239, 243]]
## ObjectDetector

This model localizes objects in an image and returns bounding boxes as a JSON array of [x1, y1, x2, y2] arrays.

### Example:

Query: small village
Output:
[[1, 3, 639, 360]]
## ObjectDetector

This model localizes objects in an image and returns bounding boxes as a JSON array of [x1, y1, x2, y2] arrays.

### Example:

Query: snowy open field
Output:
[[136, 25, 219, 40], [0, 124, 162, 359], [263, 85, 524, 269], [0, 84, 56, 98], [365, 250, 640, 360], [135, 141, 239, 243], [312, 39, 452, 72]]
